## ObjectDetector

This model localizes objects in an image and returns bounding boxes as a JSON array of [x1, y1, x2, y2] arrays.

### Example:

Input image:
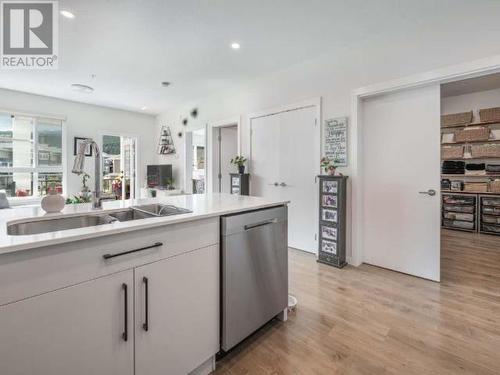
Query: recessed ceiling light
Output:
[[161, 81, 171, 87], [231, 42, 240, 50], [141, 106, 147, 111], [71, 84, 94, 93], [60, 10, 75, 19]]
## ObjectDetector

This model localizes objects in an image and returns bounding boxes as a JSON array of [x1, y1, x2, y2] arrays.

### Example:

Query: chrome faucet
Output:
[[72, 138, 103, 209]]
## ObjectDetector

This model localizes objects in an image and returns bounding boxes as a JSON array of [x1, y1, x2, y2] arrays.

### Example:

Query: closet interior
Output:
[[441, 73, 500, 236]]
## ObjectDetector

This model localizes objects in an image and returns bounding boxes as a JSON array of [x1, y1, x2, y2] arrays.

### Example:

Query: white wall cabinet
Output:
[[0, 236, 219, 375], [0, 270, 135, 375], [135, 245, 219, 375]]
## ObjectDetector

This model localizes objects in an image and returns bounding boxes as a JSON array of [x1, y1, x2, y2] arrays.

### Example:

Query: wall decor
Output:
[[322, 194, 337, 208], [321, 225, 337, 241], [322, 208, 338, 223], [321, 240, 337, 255], [74, 137, 92, 156], [157, 126, 176, 155], [322, 180, 338, 194], [323, 117, 348, 167]]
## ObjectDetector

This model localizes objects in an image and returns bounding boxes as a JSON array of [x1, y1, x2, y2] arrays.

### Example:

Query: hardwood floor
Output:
[[215, 230, 500, 375]]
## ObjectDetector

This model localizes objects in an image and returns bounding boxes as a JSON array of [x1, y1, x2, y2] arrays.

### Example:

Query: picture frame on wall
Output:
[[73, 137, 92, 157], [322, 208, 338, 223], [321, 240, 337, 255], [322, 117, 348, 167], [321, 225, 337, 240], [322, 194, 337, 208], [322, 180, 338, 194]]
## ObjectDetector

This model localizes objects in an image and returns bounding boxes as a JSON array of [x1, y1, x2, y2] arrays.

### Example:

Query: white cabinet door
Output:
[[361, 84, 441, 281], [135, 245, 219, 375], [250, 106, 318, 253], [0, 270, 134, 375]]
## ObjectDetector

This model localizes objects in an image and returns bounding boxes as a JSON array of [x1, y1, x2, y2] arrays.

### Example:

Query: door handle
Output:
[[122, 283, 128, 342], [142, 277, 149, 332], [419, 189, 436, 196]]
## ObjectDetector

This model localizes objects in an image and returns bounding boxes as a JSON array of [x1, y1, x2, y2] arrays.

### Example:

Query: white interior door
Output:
[[361, 84, 441, 281], [251, 105, 318, 253], [219, 126, 238, 194]]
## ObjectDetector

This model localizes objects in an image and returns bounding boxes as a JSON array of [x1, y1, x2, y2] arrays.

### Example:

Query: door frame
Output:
[[351, 54, 500, 267], [183, 126, 208, 194], [206, 116, 241, 194], [248, 97, 322, 253], [97, 131, 139, 201]]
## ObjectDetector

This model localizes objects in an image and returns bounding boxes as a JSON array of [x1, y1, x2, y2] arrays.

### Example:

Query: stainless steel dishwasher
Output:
[[221, 205, 288, 352]]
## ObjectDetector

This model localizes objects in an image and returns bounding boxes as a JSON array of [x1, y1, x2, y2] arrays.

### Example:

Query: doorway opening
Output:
[[212, 124, 238, 194], [185, 128, 206, 194], [440, 73, 500, 281], [101, 134, 137, 200]]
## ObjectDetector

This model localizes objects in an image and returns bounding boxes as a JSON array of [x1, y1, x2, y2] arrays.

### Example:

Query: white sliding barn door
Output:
[[251, 105, 318, 253], [361, 84, 441, 281]]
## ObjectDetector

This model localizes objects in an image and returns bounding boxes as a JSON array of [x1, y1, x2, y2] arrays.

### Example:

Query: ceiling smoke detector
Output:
[[70, 84, 94, 93]]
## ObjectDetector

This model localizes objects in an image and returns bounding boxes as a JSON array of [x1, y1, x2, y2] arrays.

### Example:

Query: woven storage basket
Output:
[[490, 180, 500, 193], [479, 107, 500, 123], [441, 145, 463, 159], [470, 143, 500, 158], [454, 127, 490, 142], [441, 111, 473, 127], [463, 182, 488, 193]]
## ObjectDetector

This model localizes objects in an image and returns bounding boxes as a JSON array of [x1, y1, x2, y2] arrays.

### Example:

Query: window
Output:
[[0, 113, 63, 198]]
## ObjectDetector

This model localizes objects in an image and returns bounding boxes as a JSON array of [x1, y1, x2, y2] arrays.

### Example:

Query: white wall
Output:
[[0, 88, 156, 199], [442, 88, 500, 119], [155, 27, 500, 260]]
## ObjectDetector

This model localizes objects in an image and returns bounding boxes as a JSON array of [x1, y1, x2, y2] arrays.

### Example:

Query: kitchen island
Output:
[[0, 194, 288, 375]]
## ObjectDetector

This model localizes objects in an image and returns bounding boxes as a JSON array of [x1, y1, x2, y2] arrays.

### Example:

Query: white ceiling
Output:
[[0, 0, 499, 114]]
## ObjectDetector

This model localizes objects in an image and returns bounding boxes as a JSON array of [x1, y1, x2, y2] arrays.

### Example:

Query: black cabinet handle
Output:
[[142, 276, 149, 332], [122, 283, 128, 342], [103, 242, 163, 260]]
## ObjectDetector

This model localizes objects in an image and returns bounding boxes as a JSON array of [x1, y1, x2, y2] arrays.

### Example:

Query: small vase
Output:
[[238, 165, 245, 174], [41, 189, 65, 213]]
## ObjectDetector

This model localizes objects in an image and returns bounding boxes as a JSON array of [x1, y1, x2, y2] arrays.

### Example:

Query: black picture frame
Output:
[[74, 137, 92, 157]]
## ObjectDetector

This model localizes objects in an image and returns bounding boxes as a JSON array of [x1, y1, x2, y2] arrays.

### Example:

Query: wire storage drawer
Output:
[[480, 195, 500, 236], [442, 193, 477, 232]]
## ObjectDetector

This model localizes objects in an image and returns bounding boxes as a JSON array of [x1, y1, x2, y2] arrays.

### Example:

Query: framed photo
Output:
[[322, 180, 338, 194], [231, 176, 240, 186], [322, 117, 347, 167], [74, 137, 92, 157], [321, 225, 337, 241], [322, 208, 337, 223], [321, 240, 337, 255], [322, 194, 337, 208]]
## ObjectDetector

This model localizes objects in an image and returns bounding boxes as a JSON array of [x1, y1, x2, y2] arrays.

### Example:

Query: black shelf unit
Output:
[[441, 193, 477, 232], [230, 173, 249, 195], [317, 175, 348, 268], [479, 195, 500, 235]]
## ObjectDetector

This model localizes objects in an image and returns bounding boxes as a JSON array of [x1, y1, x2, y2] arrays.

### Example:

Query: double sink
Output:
[[7, 204, 192, 236]]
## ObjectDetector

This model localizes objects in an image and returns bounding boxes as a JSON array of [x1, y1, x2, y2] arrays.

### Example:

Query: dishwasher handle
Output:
[[244, 218, 278, 231]]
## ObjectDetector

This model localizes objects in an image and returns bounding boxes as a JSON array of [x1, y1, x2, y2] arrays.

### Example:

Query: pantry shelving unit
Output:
[[441, 116, 500, 235]]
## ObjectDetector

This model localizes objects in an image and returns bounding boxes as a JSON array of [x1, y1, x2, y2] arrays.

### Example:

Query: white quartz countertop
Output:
[[0, 194, 288, 255]]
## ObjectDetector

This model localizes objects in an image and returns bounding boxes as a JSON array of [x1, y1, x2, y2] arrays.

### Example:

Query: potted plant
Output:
[[320, 157, 339, 176], [231, 156, 247, 174]]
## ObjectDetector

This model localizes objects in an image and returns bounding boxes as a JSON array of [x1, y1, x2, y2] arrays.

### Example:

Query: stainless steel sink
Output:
[[7, 204, 192, 236], [133, 204, 192, 216], [107, 209, 156, 222], [7, 214, 117, 235]]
